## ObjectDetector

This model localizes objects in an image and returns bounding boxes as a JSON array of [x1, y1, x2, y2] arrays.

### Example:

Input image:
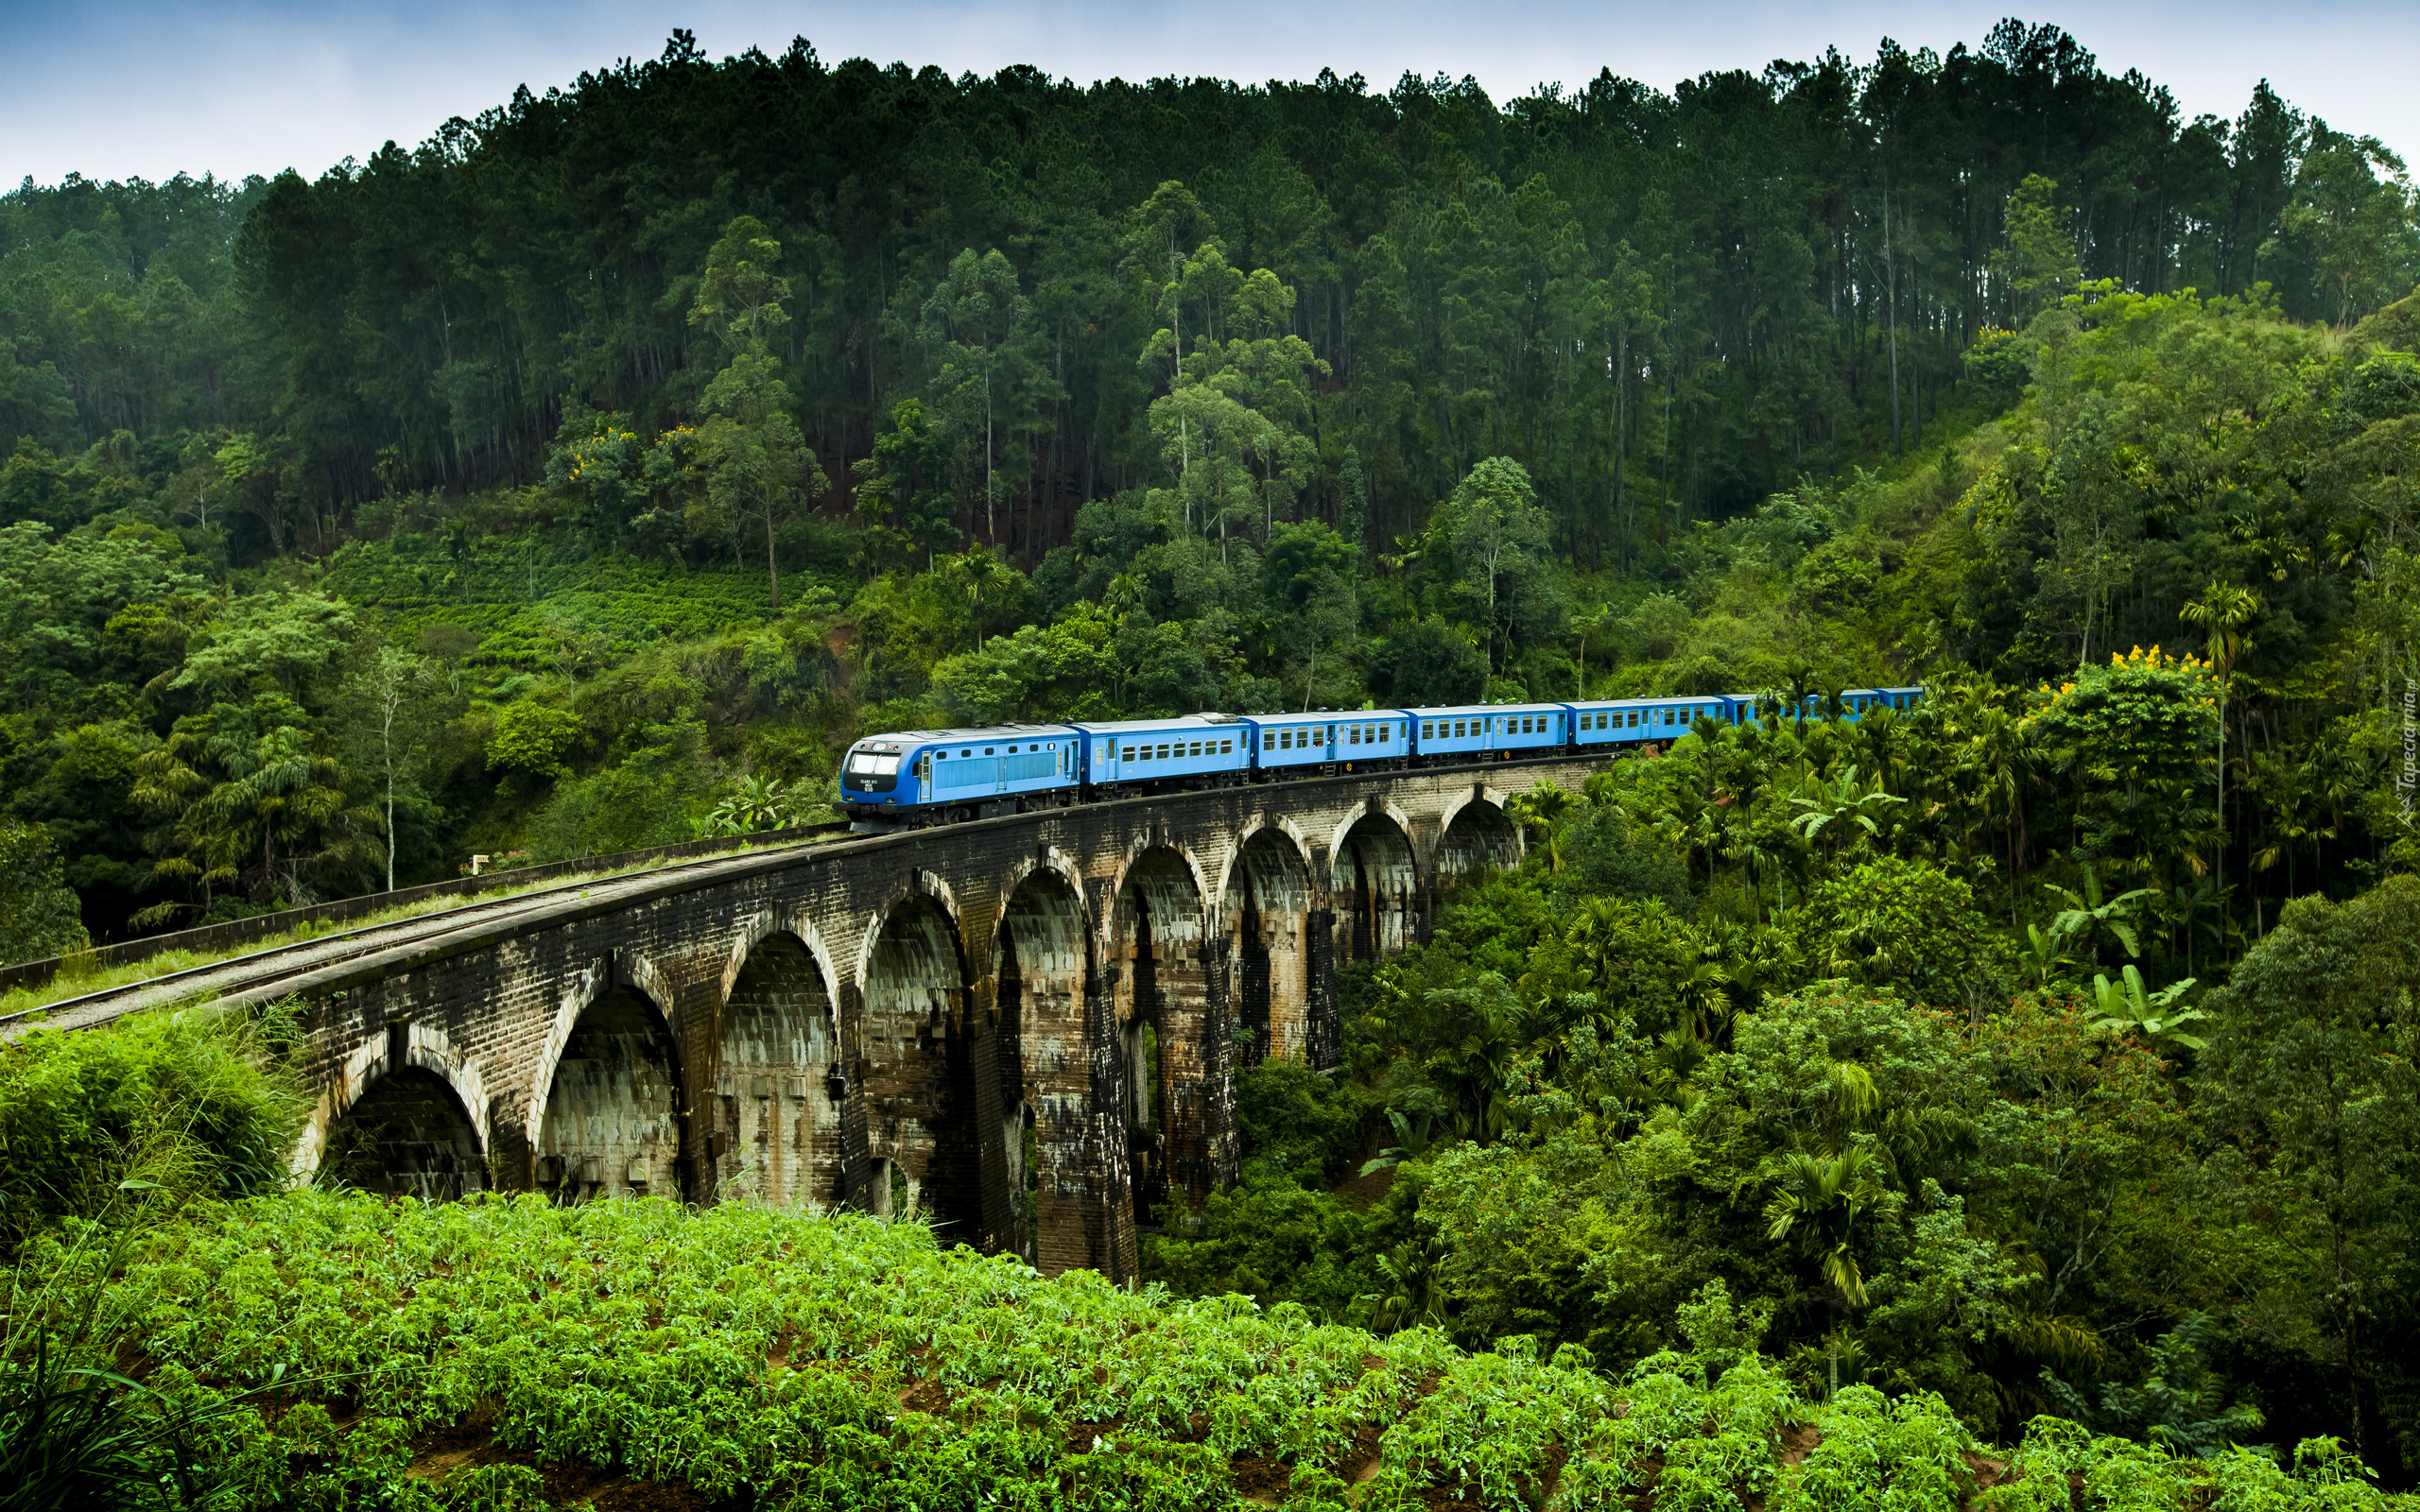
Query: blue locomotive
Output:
[[838, 686, 1925, 826]]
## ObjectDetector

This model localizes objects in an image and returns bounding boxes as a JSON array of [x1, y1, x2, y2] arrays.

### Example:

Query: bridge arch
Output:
[[1220, 819, 1317, 1064], [1435, 791, 1522, 886], [528, 956, 683, 1203], [856, 885, 977, 1235], [1329, 805, 1422, 967], [300, 1021, 492, 1201], [1109, 841, 1229, 1221], [721, 908, 841, 1019], [715, 923, 842, 1209], [993, 862, 1095, 1268]]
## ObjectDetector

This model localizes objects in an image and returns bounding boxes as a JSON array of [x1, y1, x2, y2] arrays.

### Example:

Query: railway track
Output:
[[1, 751, 1593, 1044], [0, 828, 876, 1040]]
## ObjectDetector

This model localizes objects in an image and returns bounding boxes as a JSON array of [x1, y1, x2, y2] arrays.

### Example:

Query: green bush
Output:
[[0, 820, 88, 968], [1236, 1056, 1365, 1187], [484, 702, 582, 780], [0, 1005, 303, 1254], [1144, 1173, 1380, 1322]]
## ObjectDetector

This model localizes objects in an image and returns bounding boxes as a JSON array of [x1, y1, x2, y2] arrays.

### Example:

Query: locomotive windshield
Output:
[[846, 748, 903, 792]]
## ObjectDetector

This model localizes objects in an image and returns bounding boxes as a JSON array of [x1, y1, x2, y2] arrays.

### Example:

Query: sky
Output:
[[5, 0, 2415, 189]]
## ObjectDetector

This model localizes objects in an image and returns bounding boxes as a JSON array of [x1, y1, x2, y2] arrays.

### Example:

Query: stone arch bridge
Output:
[[119, 761, 1595, 1280]]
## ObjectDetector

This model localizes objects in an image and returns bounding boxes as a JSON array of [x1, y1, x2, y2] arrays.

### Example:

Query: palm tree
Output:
[[1785, 764, 1907, 867], [1361, 1231, 1453, 1334], [2179, 581, 2259, 954], [1780, 659, 1819, 737], [1965, 705, 2033, 926], [1764, 1143, 1884, 1400]]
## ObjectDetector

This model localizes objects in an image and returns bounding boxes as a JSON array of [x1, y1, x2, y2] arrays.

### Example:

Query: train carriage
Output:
[[1564, 703, 1620, 748], [1582, 696, 1730, 746], [1242, 713, 1335, 777], [1075, 715, 1250, 795], [1409, 703, 1569, 763], [1324, 711, 1413, 774]]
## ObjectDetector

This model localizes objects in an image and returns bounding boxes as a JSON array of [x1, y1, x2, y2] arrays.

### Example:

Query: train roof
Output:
[[1568, 694, 1728, 707], [1235, 710, 1389, 724], [850, 724, 1078, 748], [1067, 714, 1241, 735], [1405, 702, 1571, 718]]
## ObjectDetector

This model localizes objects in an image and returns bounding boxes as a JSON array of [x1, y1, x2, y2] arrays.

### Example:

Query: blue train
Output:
[[839, 686, 1925, 826]]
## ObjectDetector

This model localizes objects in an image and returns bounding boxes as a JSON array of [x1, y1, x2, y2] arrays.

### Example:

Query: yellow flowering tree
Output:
[[2023, 645, 2221, 895]]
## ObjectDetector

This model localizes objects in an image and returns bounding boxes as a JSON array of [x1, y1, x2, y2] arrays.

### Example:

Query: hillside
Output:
[[3, 19, 2420, 1505]]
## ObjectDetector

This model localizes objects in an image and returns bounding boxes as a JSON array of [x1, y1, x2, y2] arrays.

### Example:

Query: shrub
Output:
[[0, 1004, 304, 1254], [0, 821, 88, 968], [485, 702, 582, 780]]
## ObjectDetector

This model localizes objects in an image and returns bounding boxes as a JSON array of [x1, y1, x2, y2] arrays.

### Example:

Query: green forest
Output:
[[6, 17, 2420, 1510]]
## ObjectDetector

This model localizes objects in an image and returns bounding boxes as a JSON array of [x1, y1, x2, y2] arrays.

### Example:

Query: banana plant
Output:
[[1357, 1108, 1443, 1177], [2089, 965, 2209, 1051], [2046, 863, 2155, 964], [2023, 921, 2070, 987]]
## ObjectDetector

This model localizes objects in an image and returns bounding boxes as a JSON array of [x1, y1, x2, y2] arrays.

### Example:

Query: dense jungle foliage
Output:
[[0, 20, 2414, 950], [3, 1005, 2420, 1510], [4, 17, 2420, 1506]]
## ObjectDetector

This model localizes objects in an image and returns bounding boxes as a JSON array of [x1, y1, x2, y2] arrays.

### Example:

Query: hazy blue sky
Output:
[[6, 0, 2414, 187]]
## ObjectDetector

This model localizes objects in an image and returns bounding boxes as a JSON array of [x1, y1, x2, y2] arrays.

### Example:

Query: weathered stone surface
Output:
[[278, 763, 1595, 1279]]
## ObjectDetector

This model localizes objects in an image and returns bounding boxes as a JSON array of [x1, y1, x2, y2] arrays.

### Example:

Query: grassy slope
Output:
[[51, 1193, 2411, 1511]]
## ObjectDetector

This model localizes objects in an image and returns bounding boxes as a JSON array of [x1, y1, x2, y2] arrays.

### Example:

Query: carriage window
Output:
[[1381, 727, 1392, 744], [1157, 744, 1169, 760], [1221, 739, 1233, 754]]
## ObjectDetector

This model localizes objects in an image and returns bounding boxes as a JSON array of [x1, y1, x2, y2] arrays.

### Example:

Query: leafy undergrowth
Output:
[[36, 1194, 2418, 1511]]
